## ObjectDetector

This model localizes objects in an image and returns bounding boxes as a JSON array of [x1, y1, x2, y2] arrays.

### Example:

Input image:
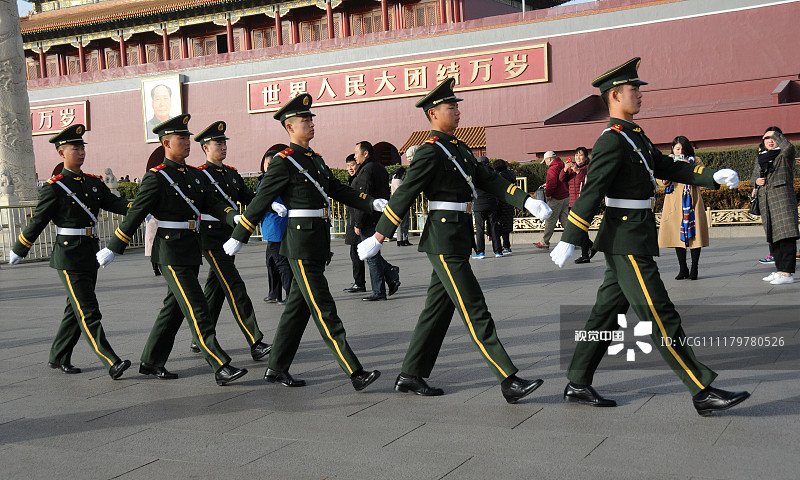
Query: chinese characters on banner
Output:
[[248, 44, 548, 113], [30, 101, 88, 135]]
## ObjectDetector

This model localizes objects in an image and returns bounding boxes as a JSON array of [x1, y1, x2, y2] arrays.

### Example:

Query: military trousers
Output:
[[202, 249, 264, 346], [566, 253, 718, 395], [267, 258, 363, 376], [141, 264, 231, 372], [52, 269, 121, 369], [401, 254, 518, 382]]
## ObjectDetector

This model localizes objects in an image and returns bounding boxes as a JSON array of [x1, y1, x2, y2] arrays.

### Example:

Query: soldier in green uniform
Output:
[[550, 57, 750, 416], [96, 114, 248, 386], [224, 93, 382, 391], [184, 121, 271, 361], [358, 78, 553, 403], [8, 124, 131, 379]]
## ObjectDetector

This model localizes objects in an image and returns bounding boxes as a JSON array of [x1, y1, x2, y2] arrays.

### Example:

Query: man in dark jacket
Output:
[[472, 156, 503, 258], [352, 141, 401, 301], [343, 154, 366, 293]]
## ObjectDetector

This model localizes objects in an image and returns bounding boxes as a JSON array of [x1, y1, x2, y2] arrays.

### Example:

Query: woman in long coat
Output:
[[658, 136, 709, 280], [752, 126, 798, 285]]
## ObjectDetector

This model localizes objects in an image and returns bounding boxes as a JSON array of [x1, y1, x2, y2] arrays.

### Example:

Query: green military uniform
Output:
[[561, 59, 722, 395], [12, 124, 131, 374], [230, 94, 375, 376], [373, 80, 534, 382], [193, 122, 265, 350], [106, 115, 238, 374]]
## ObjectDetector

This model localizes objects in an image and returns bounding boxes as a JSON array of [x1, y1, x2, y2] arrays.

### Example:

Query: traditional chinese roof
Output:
[[21, 0, 256, 35], [400, 126, 486, 153]]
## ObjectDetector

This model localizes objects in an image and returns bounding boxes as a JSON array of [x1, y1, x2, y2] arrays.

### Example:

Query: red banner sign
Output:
[[31, 101, 88, 136], [247, 44, 548, 113]]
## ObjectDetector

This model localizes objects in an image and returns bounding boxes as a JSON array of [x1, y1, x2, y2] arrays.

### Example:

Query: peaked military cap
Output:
[[591, 57, 648, 92], [194, 121, 229, 144], [415, 77, 463, 111], [49, 124, 87, 149], [273, 93, 315, 123], [153, 113, 192, 137]]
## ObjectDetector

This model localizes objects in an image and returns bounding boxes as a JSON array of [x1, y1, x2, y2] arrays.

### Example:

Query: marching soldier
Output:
[[186, 121, 271, 361], [549, 57, 750, 416], [96, 114, 248, 386], [358, 78, 553, 403], [224, 93, 383, 391], [8, 124, 131, 379]]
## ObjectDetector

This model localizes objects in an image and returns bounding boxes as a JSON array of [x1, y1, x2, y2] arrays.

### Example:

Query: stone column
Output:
[[0, 0, 39, 203]]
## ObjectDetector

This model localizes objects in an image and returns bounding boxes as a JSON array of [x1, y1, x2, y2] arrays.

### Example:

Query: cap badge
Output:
[[183, 117, 189, 124], [76, 126, 83, 134], [218, 123, 224, 131]]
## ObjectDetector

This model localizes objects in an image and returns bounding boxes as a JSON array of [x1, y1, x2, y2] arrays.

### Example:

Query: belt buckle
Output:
[[188, 220, 197, 230], [322, 208, 328, 218], [466, 203, 473, 214], [650, 198, 656, 210], [85, 227, 93, 236]]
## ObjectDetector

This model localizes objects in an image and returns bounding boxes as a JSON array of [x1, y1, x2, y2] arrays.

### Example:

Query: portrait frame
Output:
[[141, 74, 183, 143]]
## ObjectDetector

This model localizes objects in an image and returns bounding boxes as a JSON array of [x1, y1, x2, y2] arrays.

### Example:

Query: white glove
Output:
[[357, 235, 383, 260], [233, 214, 242, 224], [713, 169, 740, 188], [372, 198, 388, 212], [8, 251, 23, 265], [96, 247, 115, 267], [223, 238, 242, 256], [550, 241, 576, 268], [524, 197, 553, 221], [271, 202, 288, 217]]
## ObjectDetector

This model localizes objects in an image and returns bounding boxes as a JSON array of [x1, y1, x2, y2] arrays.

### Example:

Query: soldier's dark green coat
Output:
[[13, 168, 130, 270], [561, 118, 718, 254], [231, 143, 374, 258], [197, 161, 254, 249], [375, 130, 530, 252], [107, 158, 237, 260]]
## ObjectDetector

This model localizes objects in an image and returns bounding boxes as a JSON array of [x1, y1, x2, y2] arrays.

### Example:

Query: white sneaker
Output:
[[762, 272, 778, 282], [770, 274, 794, 285]]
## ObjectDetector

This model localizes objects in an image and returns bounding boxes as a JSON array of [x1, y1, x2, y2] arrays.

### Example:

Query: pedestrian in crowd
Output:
[[343, 154, 367, 293], [658, 136, 708, 280], [471, 156, 503, 259], [493, 158, 516, 255], [550, 57, 749, 416], [260, 150, 293, 304], [8, 124, 132, 380], [96, 114, 248, 386], [534, 151, 570, 249], [352, 140, 401, 301], [562, 147, 596, 263], [392, 165, 412, 246], [224, 93, 384, 391], [185, 121, 271, 361], [753, 126, 798, 285], [359, 77, 553, 403]]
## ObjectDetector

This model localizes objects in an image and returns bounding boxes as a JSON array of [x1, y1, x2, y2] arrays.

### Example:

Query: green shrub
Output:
[[117, 182, 139, 199]]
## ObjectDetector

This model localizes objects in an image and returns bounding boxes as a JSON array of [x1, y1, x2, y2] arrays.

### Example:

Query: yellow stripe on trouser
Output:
[[297, 259, 353, 374], [166, 265, 224, 366], [627, 255, 705, 390], [438, 255, 508, 378], [62, 270, 114, 366], [207, 250, 256, 344]]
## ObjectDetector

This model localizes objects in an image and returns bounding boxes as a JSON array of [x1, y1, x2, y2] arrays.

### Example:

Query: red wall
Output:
[[28, 1, 800, 179]]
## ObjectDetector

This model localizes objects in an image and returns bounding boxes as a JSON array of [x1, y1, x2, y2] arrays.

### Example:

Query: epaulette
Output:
[[424, 136, 439, 144], [277, 148, 294, 158], [85, 172, 102, 179], [197, 164, 209, 171], [610, 124, 623, 133], [46, 174, 64, 184], [149, 164, 166, 172], [226, 164, 238, 171]]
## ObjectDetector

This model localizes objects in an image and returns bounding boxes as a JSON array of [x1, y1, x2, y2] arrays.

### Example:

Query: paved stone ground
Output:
[[1, 235, 798, 480]]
